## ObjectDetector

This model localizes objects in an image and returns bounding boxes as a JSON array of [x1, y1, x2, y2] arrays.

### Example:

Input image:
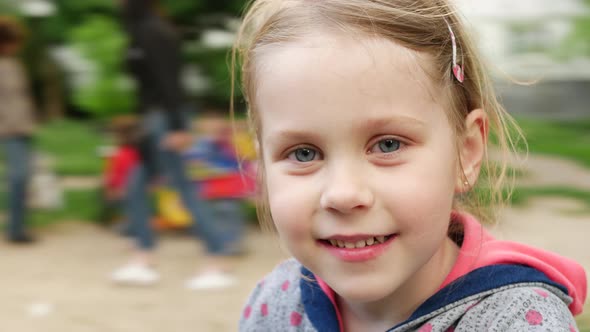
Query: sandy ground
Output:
[[1, 154, 589, 332], [0, 224, 288, 332]]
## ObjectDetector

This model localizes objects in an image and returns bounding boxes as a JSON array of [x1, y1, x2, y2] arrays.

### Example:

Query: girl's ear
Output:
[[456, 108, 488, 193]]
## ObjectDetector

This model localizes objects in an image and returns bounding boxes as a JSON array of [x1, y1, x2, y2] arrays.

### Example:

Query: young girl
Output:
[[233, 0, 587, 331]]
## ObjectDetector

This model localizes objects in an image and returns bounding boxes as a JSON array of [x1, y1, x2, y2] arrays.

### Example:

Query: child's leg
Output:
[[4, 137, 32, 242], [125, 164, 156, 252], [122, 110, 167, 254], [111, 111, 169, 285], [185, 199, 247, 290], [110, 164, 159, 285], [208, 199, 246, 256]]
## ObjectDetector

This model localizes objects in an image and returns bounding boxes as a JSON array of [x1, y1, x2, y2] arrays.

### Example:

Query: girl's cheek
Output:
[[268, 183, 313, 237]]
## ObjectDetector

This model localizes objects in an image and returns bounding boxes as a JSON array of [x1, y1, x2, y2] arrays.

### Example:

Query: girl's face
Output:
[[256, 33, 463, 310]]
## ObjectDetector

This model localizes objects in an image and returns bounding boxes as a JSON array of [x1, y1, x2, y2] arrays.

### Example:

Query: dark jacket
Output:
[[123, 0, 185, 130]]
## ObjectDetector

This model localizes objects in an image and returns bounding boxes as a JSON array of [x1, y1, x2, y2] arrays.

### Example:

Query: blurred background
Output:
[[0, 0, 589, 331]]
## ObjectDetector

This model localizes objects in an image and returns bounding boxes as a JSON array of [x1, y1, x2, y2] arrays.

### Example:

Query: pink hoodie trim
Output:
[[440, 212, 587, 315], [316, 276, 345, 332]]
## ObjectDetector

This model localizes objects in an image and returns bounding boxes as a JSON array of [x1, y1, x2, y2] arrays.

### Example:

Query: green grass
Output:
[[510, 187, 590, 210], [515, 117, 590, 168], [34, 119, 107, 176], [0, 189, 102, 229], [501, 116, 590, 209], [30, 189, 102, 227]]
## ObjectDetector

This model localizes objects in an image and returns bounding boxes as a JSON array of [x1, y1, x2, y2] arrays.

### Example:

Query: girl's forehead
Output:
[[254, 32, 446, 127], [256, 32, 440, 99]]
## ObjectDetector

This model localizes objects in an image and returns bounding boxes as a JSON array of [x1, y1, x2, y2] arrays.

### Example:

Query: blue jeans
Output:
[[206, 199, 246, 255], [125, 111, 227, 254], [2, 137, 31, 239]]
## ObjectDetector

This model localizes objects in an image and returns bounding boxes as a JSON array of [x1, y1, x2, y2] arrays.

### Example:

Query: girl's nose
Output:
[[319, 165, 374, 214]]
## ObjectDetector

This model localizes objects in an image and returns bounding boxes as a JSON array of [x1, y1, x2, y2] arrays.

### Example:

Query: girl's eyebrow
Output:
[[265, 115, 426, 143], [265, 129, 322, 145]]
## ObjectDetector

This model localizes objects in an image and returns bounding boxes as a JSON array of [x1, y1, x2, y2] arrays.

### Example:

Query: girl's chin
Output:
[[330, 277, 401, 304]]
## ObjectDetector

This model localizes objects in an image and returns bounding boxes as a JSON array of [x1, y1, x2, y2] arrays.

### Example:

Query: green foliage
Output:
[[186, 46, 236, 107], [34, 119, 107, 175], [68, 15, 136, 117], [0, 0, 18, 15], [0, 189, 102, 227], [160, 0, 205, 23], [516, 117, 590, 168], [58, 0, 116, 14], [13, 0, 249, 117], [562, 16, 590, 58], [161, 0, 245, 22], [171, 0, 246, 109], [560, 0, 590, 58]]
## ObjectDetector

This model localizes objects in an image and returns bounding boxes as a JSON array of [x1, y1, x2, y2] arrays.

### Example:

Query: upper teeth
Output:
[[329, 236, 388, 248]]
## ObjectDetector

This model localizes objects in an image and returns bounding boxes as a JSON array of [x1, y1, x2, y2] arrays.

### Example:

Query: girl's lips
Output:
[[323, 234, 388, 242], [318, 234, 397, 262]]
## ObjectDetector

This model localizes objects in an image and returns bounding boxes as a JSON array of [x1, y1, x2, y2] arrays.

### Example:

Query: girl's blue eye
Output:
[[290, 147, 317, 162], [372, 138, 401, 153]]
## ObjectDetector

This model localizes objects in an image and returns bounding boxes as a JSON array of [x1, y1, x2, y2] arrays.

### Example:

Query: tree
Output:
[[68, 15, 135, 117], [7, 0, 247, 118]]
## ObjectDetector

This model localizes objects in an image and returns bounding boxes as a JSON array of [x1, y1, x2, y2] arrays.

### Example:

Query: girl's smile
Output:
[[318, 234, 398, 262]]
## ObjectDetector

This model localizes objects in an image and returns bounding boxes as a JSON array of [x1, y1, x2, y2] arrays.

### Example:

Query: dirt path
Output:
[[0, 224, 288, 332], [498, 151, 590, 190], [1, 154, 589, 331]]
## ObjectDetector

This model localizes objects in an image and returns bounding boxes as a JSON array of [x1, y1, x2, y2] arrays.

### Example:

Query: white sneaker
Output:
[[111, 264, 160, 286], [185, 271, 237, 290]]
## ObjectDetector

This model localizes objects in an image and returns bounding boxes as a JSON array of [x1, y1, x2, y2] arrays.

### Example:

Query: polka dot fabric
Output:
[[239, 260, 315, 331], [239, 259, 580, 331], [451, 286, 578, 331]]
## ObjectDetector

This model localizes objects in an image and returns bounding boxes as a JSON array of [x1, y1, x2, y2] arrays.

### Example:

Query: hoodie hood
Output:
[[440, 212, 587, 315]]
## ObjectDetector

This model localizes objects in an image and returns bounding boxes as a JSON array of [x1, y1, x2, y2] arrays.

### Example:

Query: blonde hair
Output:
[[231, 0, 525, 231]]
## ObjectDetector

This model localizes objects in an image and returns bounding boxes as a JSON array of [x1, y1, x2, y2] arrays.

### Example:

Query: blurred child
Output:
[[99, 116, 140, 231], [0, 17, 36, 243], [183, 110, 255, 290], [104, 116, 140, 204]]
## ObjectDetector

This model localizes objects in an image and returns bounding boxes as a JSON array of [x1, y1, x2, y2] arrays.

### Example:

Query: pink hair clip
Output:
[[446, 20, 464, 83]]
